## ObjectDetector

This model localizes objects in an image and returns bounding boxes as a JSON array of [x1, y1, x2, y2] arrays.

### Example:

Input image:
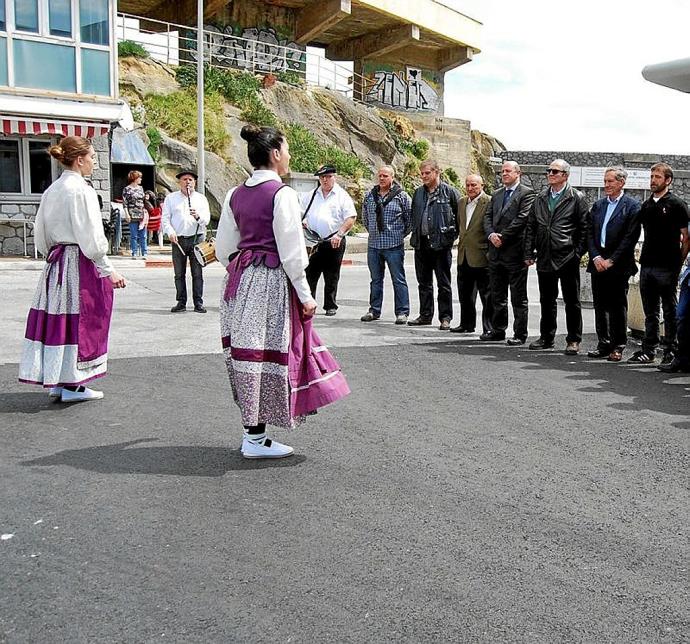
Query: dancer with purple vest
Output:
[[18, 136, 126, 402], [215, 125, 350, 459]]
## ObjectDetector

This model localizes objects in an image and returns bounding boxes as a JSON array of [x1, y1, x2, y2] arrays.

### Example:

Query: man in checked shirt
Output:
[[360, 166, 413, 324]]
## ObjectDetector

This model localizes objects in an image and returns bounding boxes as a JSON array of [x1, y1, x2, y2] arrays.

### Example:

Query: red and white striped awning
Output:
[[1, 117, 110, 138]]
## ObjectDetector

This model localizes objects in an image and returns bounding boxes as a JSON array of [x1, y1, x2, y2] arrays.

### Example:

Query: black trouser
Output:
[[457, 259, 492, 333], [306, 237, 346, 311], [488, 261, 528, 340], [414, 237, 453, 322], [172, 234, 204, 307], [591, 270, 630, 352], [537, 256, 582, 343], [639, 265, 679, 353]]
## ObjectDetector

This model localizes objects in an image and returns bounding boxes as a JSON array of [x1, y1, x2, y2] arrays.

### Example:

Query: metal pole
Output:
[[196, 0, 205, 194]]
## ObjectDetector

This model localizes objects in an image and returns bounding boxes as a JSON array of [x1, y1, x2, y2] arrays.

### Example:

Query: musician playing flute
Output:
[[162, 169, 211, 313]]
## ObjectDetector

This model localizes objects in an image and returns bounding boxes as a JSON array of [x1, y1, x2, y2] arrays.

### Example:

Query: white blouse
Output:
[[34, 170, 113, 275], [215, 169, 312, 304]]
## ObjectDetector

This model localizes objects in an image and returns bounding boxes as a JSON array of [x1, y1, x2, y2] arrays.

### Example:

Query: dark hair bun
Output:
[[240, 124, 262, 142]]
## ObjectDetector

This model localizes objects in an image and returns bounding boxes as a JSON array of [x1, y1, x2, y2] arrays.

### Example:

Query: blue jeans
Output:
[[676, 277, 689, 366], [129, 222, 148, 257], [367, 244, 409, 316]]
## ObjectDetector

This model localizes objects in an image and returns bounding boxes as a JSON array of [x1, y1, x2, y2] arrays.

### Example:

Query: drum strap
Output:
[[301, 188, 319, 221]]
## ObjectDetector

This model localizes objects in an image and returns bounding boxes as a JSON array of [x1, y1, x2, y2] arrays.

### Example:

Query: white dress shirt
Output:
[[300, 182, 357, 238], [465, 192, 485, 226], [216, 169, 312, 304], [34, 170, 113, 275], [162, 189, 211, 237]]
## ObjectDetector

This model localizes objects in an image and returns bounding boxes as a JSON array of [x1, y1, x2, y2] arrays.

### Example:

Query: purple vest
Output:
[[230, 180, 285, 254]]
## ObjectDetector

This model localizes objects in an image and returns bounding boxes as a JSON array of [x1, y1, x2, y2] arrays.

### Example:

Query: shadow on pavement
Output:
[[21, 438, 306, 476], [0, 391, 63, 414], [418, 335, 690, 429]]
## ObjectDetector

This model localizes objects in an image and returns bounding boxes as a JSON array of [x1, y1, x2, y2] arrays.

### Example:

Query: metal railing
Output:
[[0, 217, 38, 258], [116, 13, 376, 103]]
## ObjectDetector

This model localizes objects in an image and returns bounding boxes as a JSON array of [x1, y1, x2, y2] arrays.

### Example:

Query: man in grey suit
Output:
[[451, 174, 493, 335], [482, 161, 536, 345]]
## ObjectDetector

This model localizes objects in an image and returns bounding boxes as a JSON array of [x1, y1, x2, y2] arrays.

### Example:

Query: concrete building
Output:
[[0, 0, 132, 255]]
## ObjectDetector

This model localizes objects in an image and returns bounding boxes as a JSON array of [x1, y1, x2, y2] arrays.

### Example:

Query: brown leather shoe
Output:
[[607, 349, 623, 362], [564, 341, 580, 355], [439, 319, 451, 331], [407, 316, 432, 326]]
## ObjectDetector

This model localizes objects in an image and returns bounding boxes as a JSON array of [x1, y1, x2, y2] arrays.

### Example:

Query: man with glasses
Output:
[[524, 159, 589, 354], [301, 165, 357, 316], [482, 161, 535, 344]]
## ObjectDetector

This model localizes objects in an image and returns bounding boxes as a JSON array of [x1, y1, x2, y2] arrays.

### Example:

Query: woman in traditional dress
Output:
[[216, 125, 350, 459], [18, 136, 126, 402], [122, 170, 148, 259]]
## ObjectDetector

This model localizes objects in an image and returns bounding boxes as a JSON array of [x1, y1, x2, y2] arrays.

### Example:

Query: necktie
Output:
[[502, 189, 513, 207]]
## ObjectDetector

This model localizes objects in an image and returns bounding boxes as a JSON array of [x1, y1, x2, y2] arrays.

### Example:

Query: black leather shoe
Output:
[[658, 357, 690, 373], [587, 348, 610, 358], [528, 338, 554, 350], [450, 325, 474, 333], [194, 306, 207, 313], [479, 332, 505, 341], [506, 337, 525, 346], [170, 303, 186, 313], [407, 316, 433, 326], [325, 309, 337, 317]]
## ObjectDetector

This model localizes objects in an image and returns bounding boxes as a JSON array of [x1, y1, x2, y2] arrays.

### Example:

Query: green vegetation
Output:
[[442, 167, 461, 190], [277, 70, 305, 87], [146, 126, 162, 163], [143, 90, 230, 159], [118, 40, 149, 59]]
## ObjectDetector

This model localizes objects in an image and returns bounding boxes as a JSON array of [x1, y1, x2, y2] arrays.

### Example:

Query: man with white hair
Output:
[[524, 159, 589, 354]]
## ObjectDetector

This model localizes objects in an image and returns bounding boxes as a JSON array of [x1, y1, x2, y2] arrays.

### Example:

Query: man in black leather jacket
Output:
[[408, 160, 460, 329], [524, 159, 589, 354]]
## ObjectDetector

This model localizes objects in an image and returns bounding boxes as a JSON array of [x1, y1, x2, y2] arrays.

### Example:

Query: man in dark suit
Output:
[[586, 166, 642, 361], [482, 161, 536, 345], [451, 174, 492, 334]]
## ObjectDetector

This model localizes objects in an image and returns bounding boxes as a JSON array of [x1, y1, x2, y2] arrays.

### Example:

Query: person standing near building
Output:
[[18, 136, 126, 402], [162, 169, 211, 313], [301, 165, 357, 316], [450, 174, 492, 335], [524, 159, 589, 354], [586, 167, 641, 361], [482, 161, 535, 344], [628, 163, 689, 364], [659, 258, 690, 373], [360, 166, 412, 324], [122, 170, 148, 259], [408, 160, 460, 330]]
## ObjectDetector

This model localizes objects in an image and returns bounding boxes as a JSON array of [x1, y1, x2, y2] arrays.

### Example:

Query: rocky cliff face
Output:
[[119, 58, 501, 214]]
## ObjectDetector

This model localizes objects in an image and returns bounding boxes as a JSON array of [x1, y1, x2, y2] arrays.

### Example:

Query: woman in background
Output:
[[18, 136, 126, 402], [215, 124, 349, 459], [122, 170, 148, 259]]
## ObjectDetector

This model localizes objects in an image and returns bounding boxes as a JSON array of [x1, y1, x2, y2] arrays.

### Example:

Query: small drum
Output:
[[303, 227, 323, 257], [193, 238, 217, 267]]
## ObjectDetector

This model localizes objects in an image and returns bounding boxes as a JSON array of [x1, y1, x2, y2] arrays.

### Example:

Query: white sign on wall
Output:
[[569, 166, 651, 190]]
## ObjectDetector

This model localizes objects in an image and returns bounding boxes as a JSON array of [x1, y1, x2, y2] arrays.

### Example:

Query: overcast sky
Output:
[[441, 0, 689, 155]]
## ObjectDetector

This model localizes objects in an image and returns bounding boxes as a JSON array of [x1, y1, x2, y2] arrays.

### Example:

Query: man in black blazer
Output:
[[482, 161, 536, 344], [586, 166, 642, 361]]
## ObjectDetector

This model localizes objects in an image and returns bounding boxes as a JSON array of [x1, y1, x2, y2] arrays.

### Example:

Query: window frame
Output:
[[0, 135, 59, 199]]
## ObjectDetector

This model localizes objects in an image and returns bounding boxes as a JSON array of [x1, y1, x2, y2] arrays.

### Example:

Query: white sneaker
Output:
[[60, 387, 104, 403], [48, 387, 62, 398], [241, 436, 294, 459]]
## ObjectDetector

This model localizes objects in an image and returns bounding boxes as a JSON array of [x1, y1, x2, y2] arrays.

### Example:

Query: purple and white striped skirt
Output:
[[220, 260, 349, 429], [18, 244, 114, 388]]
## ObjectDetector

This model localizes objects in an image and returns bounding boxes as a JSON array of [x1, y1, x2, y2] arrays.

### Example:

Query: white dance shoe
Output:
[[48, 387, 62, 399], [241, 435, 294, 459], [60, 387, 104, 403]]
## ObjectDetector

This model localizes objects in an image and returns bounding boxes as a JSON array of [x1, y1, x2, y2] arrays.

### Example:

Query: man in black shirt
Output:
[[628, 163, 690, 364]]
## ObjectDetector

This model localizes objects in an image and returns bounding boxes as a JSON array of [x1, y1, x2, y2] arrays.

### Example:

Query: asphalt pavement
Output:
[[1, 254, 688, 643]]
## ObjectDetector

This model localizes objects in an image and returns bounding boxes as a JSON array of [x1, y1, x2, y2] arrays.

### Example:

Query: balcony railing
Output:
[[116, 13, 375, 103]]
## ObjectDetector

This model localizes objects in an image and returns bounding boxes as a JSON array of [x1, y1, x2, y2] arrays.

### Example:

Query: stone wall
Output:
[[494, 151, 690, 205], [0, 132, 111, 256]]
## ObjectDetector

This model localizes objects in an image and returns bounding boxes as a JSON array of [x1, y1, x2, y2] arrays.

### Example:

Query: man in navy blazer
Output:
[[586, 166, 642, 361]]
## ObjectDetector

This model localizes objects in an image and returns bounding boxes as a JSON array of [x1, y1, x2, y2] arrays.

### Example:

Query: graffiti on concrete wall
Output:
[[188, 24, 306, 73], [366, 67, 439, 112]]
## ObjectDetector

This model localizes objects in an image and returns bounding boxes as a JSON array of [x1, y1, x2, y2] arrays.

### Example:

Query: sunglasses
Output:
[[546, 169, 566, 175]]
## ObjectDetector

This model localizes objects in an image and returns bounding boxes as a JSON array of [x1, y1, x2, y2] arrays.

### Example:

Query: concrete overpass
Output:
[[642, 57, 690, 93]]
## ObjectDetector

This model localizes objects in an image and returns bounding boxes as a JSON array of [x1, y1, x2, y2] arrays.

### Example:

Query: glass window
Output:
[[81, 47, 109, 95], [14, 39, 76, 92], [0, 37, 7, 86], [14, 0, 39, 33], [80, 0, 109, 45], [49, 0, 72, 37], [0, 1, 6, 31], [0, 140, 21, 193], [29, 141, 53, 193]]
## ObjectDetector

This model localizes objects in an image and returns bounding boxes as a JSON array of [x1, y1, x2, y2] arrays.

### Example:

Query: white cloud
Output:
[[442, 0, 690, 155]]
